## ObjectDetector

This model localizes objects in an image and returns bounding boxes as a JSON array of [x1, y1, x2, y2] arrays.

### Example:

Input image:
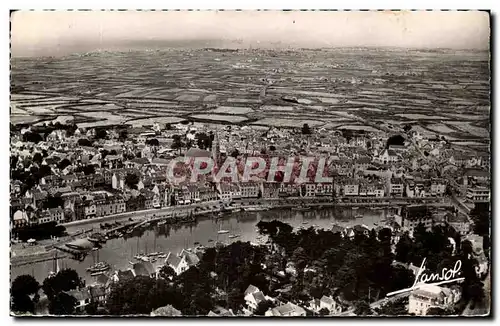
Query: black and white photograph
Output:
[[9, 9, 491, 317]]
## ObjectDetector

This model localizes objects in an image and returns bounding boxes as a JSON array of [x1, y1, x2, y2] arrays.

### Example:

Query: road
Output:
[[462, 270, 491, 316], [336, 292, 410, 316]]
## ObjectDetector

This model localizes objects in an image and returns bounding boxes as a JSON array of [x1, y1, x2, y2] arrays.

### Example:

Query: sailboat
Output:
[[217, 223, 229, 234]]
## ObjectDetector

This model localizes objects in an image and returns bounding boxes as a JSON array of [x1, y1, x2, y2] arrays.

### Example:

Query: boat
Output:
[[208, 239, 214, 242], [148, 252, 159, 257], [158, 220, 167, 226], [352, 207, 359, 210], [228, 234, 240, 239], [217, 223, 229, 234], [129, 261, 135, 265], [141, 256, 150, 262], [194, 241, 200, 245], [355, 214, 363, 219], [245, 206, 262, 212], [90, 271, 105, 277], [150, 258, 157, 263], [158, 254, 167, 259], [302, 221, 309, 225], [86, 262, 110, 273]]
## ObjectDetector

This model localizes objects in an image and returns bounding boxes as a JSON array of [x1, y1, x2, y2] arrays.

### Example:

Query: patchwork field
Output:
[[10, 48, 489, 144]]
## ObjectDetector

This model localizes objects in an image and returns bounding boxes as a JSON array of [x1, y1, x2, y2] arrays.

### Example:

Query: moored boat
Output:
[[86, 262, 110, 273]]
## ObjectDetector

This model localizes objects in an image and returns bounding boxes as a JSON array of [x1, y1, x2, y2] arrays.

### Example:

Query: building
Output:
[[265, 303, 306, 317], [466, 186, 490, 203], [240, 182, 260, 198], [89, 285, 107, 305], [151, 305, 182, 317], [64, 288, 91, 313], [389, 178, 404, 197], [244, 285, 267, 312], [343, 181, 359, 196], [408, 285, 461, 316]]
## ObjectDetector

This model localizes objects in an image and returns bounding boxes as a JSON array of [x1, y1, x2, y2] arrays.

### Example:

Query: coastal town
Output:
[[10, 113, 491, 316], [10, 11, 491, 318]]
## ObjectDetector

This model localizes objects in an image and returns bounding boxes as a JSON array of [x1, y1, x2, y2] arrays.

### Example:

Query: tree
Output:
[[106, 276, 183, 315], [94, 129, 108, 140], [125, 173, 140, 190], [12, 275, 40, 297], [42, 269, 82, 300], [83, 165, 95, 175], [146, 138, 159, 147], [44, 195, 64, 209], [375, 297, 409, 316], [11, 294, 35, 314], [49, 292, 77, 315], [23, 131, 43, 144], [33, 152, 43, 165], [470, 203, 490, 237], [11, 275, 40, 314], [227, 288, 245, 313], [118, 129, 128, 142], [230, 149, 240, 158], [196, 132, 212, 150], [159, 265, 176, 280], [254, 300, 274, 316], [386, 135, 405, 148], [354, 300, 373, 316], [77, 138, 93, 147], [301, 123, 311, 135], [403, 124, 412, 133], [171, 135, 184, 155], [319, 307, 330, 316], [426, 307, 453, 316], [58, 158, 72, 171]]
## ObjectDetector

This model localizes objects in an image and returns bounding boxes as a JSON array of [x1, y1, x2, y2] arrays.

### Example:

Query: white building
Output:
[[408, 285, 461, 316]]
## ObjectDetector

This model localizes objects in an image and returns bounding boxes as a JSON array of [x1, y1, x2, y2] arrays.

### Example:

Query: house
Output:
[[319, 295, 342, 315], [164, 252, 189, 275], [388, 178, 404, 197], [244, 285, 267, 311], [207, 306, 235, 317], [430, 179, 447, 196], [466, 186, 490, 203], [408, 285, 461, 316], [64, 288, 91, 313], [151, 305, 182, 317], [265, 302, 306, 317], [303, 183, 317, 197], [89, 285, 107, 305], [343, 180, 359, 196], [240, 182, 261, 198], [404, 205, 433, 232], [132, 261, 156, 278], [217, 183, 240, 202], [262, 182, 280, 199], [379, 149, 400, 164], [12, 210, 30, 228], [112, 269, 135, 283], [179, 249, 200, 267], [309, 295, 342, 315]]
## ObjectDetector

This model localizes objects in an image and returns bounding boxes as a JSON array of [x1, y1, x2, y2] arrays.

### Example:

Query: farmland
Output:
[[10, 47, 489, 143]]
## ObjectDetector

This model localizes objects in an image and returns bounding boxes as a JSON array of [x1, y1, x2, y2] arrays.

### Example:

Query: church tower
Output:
[[212, 129, 220, 170]]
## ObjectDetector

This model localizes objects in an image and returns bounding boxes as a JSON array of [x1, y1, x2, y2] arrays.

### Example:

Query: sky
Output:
[[10, 10, 490, 57]]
